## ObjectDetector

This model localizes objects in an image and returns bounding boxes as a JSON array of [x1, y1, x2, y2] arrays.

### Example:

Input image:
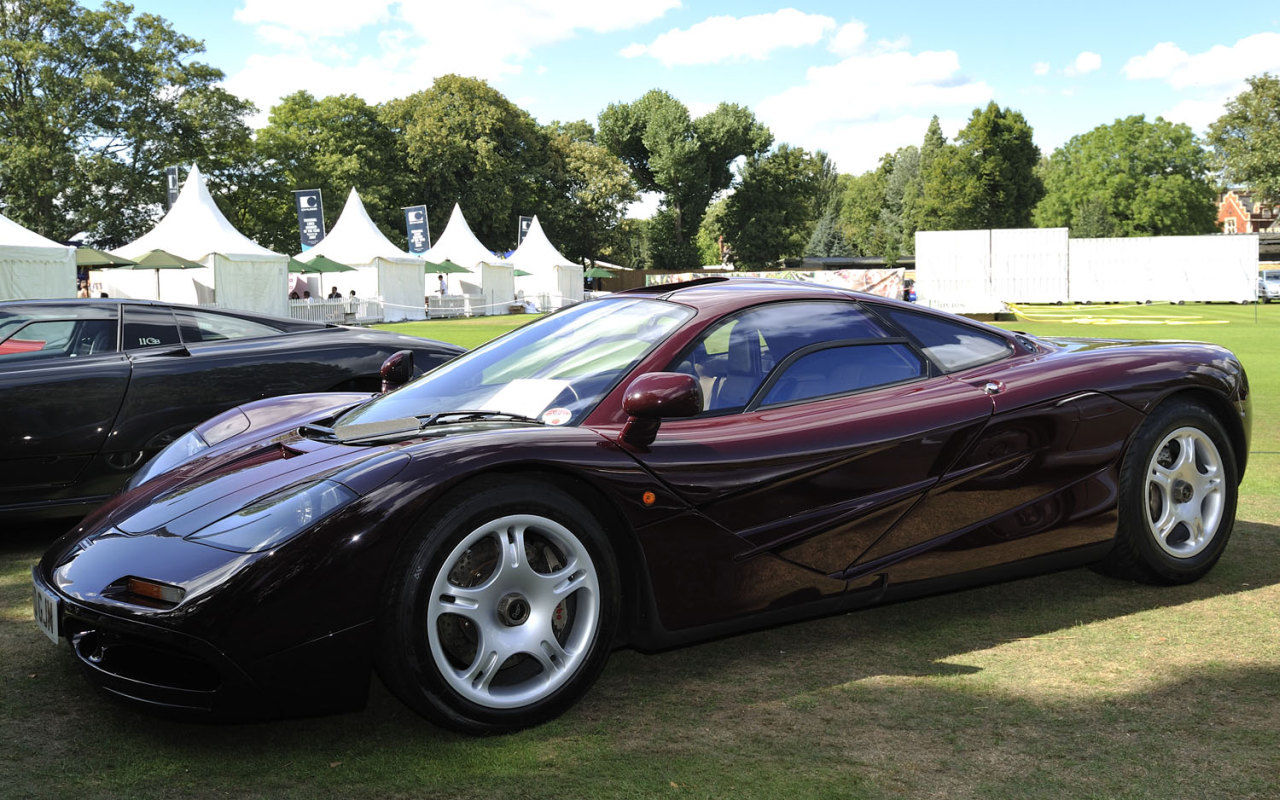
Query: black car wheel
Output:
[[377, 477, 620, 734], [1096, 399, 1238, 584]]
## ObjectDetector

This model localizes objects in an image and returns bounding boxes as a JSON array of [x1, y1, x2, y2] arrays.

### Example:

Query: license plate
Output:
[[32, 570, 60, 645]]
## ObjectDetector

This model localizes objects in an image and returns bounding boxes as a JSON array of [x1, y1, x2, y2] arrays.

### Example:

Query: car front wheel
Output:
[[377, 477, 619, 733], [1096, 399, 1238, 584]]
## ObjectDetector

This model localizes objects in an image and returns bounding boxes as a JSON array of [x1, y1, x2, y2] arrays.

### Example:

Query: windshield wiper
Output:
[[418, 410, 545, 426]]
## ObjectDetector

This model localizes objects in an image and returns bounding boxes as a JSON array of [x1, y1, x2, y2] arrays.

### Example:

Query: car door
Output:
[[625, 300, 995, 578], [846, 306, 1136, 584], [0, 306, 129, 499]]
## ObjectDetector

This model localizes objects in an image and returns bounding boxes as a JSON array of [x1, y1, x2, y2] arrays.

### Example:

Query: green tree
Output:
[[920, 102, 1043, 230], [694, 196, 729, 266], [599, 90, 772, 270], [1034, 114, 1217, 237], [903, 116, 947, 236], [0, 0, 255, 245], [1208, 73, 1280, 204], [540, 122, 637, 265], [381, 74, 556, 251], [721, 144, 833, 267], [804, 192, 854, 258], [251, 91, 405, 251]]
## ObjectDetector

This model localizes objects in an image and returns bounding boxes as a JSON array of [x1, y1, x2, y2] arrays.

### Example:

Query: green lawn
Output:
[[376, 314, 543, 350], [1, 302, 1277, 799]]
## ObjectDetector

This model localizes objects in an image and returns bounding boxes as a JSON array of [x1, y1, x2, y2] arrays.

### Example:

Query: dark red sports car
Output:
[[33, 278, 1250, 733]]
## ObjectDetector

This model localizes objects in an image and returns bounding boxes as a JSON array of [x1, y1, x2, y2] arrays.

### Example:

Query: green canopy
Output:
[[424, 259, 472, 274], [583, 266, 615, 279], [76, 247, 135, 267], [291, 254, 355, 273], [102, 249, 204, 298], [112, 249, 205, 270], [512, 268, 533, 277]]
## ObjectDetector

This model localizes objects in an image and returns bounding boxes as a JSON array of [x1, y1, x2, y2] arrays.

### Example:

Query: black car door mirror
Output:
[[380, 350, 414, 393]]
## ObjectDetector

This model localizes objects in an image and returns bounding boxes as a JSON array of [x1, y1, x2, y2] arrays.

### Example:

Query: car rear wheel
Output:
[[1095, 399, 1238, 584], [376, 477, 619, 733]]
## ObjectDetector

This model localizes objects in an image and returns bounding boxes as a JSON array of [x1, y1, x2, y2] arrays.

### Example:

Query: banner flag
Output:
[[164, 166, 180, 209], [518, 215, 533, 245], [293, 189, 326, 251], [403, 205, 430, 254]]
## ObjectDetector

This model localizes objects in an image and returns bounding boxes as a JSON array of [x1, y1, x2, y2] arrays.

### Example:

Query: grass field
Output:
[[376, 314, 543, 350], [2, 303, 1277, 799]]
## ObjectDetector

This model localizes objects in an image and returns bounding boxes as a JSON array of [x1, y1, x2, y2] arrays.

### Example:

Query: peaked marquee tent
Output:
[[508, 215, 583, 310], [100, 166, 288, 316], [0, 213, 76, 300], [422, 204, 513, 316], [299, 188, 425, 321]]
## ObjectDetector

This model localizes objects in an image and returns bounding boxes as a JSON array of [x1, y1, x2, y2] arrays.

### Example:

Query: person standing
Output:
[[438, 274, 447, 296]]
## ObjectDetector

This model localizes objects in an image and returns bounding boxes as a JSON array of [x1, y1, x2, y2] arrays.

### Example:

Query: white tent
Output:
[[422, 204, 514, 316], [508, 215, 583, 310], [99, 166, 288, 316], [299, 188, 425, 321], [0, 213, 75, 300]]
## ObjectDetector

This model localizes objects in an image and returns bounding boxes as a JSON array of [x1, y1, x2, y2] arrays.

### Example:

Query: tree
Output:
[[1034, 115, 1217, 237], [721, 145, 833, 267], [920, 102, 1043, 230], [252, 91, 405, 252], [903, 115, 947, 236], [381, 75, 556, 251], [599, 90, 771, 269], [1208, 73, 1280, 204], [1037, 116, 1217, 237], [805, 192, 853, 258], [540, 122, 637, 265], [0, 0, 256, 245], [695, 196, 729, 265]]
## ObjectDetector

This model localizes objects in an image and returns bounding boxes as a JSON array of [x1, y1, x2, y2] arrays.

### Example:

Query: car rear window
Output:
[[175, 309, 281, 343], [878, 307, 1011, 372]]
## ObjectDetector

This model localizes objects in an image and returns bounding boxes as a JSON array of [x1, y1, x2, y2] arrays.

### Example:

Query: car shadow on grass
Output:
[[1, 519, 1278, 799]]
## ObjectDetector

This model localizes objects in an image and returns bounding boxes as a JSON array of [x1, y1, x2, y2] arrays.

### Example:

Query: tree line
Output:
[[1, 1, 1277, 271]]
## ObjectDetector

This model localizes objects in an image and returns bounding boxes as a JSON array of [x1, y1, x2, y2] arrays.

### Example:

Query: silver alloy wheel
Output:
[[1145, 426, 1225, 558], [426, 513, 600, 709]]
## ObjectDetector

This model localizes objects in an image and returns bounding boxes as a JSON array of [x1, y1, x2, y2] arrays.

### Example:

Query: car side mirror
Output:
[[380, 350, 414, 393], [619, 372, 702, 447]]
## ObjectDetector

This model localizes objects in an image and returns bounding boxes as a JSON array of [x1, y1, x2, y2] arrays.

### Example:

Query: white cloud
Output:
[[1123, 32, 1280, 131], [1063, 51, 1101, 76], [828, 20, 867, 56], [235, 0, 395, 38], [1123, 32, 1280, 89], [619, 42, 647, 59], [228, 0, 680, 120], [1033, 61, 1050, 76], [623, 9, 836, 66], [758, 36, 991, 172]]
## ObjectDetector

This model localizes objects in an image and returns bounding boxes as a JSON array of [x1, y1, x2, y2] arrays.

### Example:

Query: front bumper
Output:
[[33, 567, 374, 719]]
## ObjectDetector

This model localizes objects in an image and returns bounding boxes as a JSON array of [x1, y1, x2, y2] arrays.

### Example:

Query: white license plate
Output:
[[32, 571, 60, 645]]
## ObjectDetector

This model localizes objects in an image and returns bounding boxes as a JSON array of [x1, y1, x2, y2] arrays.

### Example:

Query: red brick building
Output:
[[1218, 190, 1278, 234]]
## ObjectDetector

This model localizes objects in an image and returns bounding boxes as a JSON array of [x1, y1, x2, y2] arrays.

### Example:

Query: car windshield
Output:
[[1264, 271, 1280, 282], [336, 297, 692, 430]]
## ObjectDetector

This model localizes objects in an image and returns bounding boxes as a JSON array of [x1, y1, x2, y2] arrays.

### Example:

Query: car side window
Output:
[[671, 301, 890, 413], [757, 344, 925, 407], [175, 309, 281, 343], [878, 307, 1012, 372], [122, 306, 181, 350], [0, 318, 116, 360]]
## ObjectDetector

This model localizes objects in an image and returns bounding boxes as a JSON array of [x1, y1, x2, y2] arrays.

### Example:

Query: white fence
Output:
[[916, 229, 1260, 313]]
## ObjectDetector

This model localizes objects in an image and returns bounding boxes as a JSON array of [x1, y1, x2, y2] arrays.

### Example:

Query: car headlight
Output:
[[185, 480, 357, 553], [126, 429, 209, 491]]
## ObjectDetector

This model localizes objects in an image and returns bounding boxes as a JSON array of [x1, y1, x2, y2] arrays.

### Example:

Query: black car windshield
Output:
[[336, 297, 693, 429]]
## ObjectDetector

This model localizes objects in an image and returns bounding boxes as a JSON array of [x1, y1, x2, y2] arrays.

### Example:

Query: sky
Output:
[[115, 1, 1280, 180]]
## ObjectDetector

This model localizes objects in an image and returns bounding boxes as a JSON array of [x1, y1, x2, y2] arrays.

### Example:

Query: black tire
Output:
[[376, 476, 620, 734], [1094, 399, 1238, 584]]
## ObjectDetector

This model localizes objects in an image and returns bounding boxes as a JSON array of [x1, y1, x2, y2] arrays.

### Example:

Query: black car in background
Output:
[[0, 299, 461, 521]]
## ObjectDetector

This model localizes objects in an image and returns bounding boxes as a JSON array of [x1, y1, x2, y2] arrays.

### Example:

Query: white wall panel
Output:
[[915, 229, 1002, 314], [991, 227, 1069, 303]]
